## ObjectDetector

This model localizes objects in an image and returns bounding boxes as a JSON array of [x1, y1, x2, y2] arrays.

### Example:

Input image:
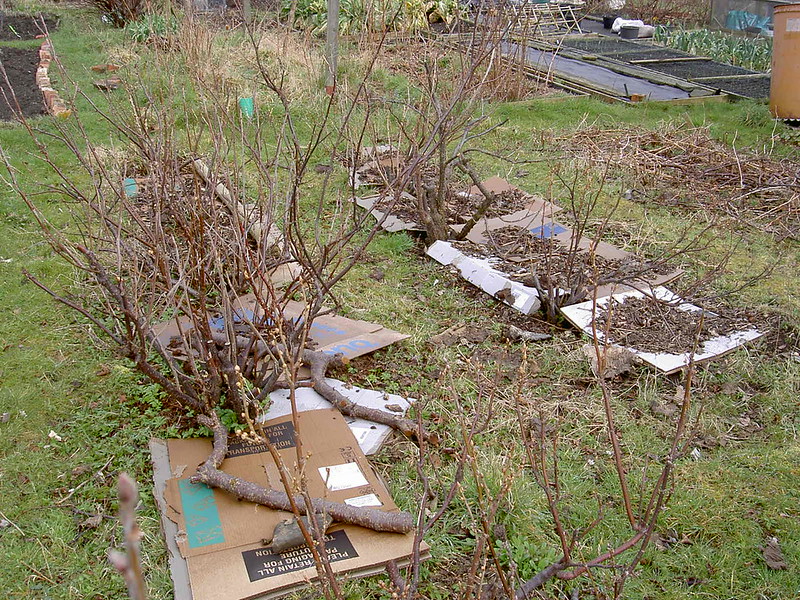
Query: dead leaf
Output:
[[384, 404, 403, 413], [673, 385, 686, 402], [79, 514, 103, 530], [763, 537, 788, 570], [96, 364, 111, 377], [93, 77, 122, 91], [581, 344, 637, 379], [503, 324, 551, 343], [650, 400, 677, 418], [71, 464, 91, 478], [430, 325, 489, 346]]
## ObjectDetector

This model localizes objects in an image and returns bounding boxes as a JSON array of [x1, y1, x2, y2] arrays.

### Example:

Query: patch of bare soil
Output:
[[0, 13, 58, 40], [0, 47, 46, 121], [594, 295, 754, 354], [452, 226, 673, 290]]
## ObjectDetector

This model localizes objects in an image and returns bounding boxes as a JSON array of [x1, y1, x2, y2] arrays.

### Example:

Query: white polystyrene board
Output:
[[559, 286, 764, 374], [258, 379, 415, 455], [426, 240, 542, 314]]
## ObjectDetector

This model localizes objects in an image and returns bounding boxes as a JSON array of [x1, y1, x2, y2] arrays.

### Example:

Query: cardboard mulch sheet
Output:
[[152, 409, 427, 600], [559, 287, 764, 374], [360, 176, 560, 234], [451, 225, 676, 292], [153, 294, 409, 362]]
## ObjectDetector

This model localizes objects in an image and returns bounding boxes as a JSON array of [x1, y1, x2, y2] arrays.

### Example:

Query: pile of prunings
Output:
[[593, 294, 755, 354], [548, 122, 800, 240], [451, 225, 674, 299]]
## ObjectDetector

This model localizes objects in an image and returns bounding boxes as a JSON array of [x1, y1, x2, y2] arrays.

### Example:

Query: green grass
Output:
[[1, 8, 799, 600]]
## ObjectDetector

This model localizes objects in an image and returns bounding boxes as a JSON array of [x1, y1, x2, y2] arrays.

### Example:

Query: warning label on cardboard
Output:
[[241, 530, 358, 581], [226, 421, 296, 457]]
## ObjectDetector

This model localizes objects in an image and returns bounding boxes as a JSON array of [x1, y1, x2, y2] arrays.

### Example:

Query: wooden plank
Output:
[[690, 73, 770, 81]]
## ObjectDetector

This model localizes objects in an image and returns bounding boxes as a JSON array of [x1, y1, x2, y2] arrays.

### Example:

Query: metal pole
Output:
[[325, 0, 339, 95]]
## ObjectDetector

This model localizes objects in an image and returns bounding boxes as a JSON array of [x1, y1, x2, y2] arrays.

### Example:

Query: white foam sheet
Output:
[[426, 240, 542, 314], [258, 379, 415, 455], [559, 286, 764, 374]]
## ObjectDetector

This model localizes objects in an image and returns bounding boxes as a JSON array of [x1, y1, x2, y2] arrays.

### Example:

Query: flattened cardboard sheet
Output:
[[355, 177, 561, 234], [512, 218, 682, 294], [259, 379, 415, 455], [153, 297, 408, 360], [355, 193, 425, 233], [154, 409, 427, 600], [441, 214, 682, 307], [559, 286, 764, 374]]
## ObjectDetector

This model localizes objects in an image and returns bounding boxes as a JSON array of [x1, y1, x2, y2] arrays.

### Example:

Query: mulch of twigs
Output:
[[449, 188, 533, 222], [593, 295, 755, 355], [452, 226, 674, 291], [549, 123, 800, 240], [120, 163, 256, 293], [370, 177, 533, 226]]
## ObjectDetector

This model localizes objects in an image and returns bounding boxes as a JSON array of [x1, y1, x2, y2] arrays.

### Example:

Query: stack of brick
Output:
[[36, 39, 71, 119]]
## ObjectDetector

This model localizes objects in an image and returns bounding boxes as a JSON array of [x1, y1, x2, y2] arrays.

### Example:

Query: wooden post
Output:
[[325, 0, 339, 95]]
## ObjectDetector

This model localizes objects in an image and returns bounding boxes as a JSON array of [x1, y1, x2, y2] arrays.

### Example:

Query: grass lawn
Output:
[[0, 6, 798, 600]]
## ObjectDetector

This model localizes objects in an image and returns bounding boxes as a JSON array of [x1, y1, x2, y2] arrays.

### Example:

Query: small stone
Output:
[[1, 412, 10, 423]]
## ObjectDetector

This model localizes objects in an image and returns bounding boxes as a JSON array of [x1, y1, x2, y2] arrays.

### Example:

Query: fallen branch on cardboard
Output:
[[304, 349, 438, 446], [191, 413, 415, 534], [205, 332, 433, 445]]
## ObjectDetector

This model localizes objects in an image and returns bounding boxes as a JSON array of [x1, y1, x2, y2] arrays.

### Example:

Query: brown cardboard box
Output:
[[153, 409, 426, 600]]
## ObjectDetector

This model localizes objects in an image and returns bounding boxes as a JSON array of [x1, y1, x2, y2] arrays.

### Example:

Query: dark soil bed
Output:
[[451, 226, 673, 291], [646, 59, 756, 80], [705, 75, 772, 99], [0, 13, 58, 40], [603, 48, 693, 61], [594, 295, 754, 354], [563, 37, 644, 53], [0, 47, 45, 120]]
